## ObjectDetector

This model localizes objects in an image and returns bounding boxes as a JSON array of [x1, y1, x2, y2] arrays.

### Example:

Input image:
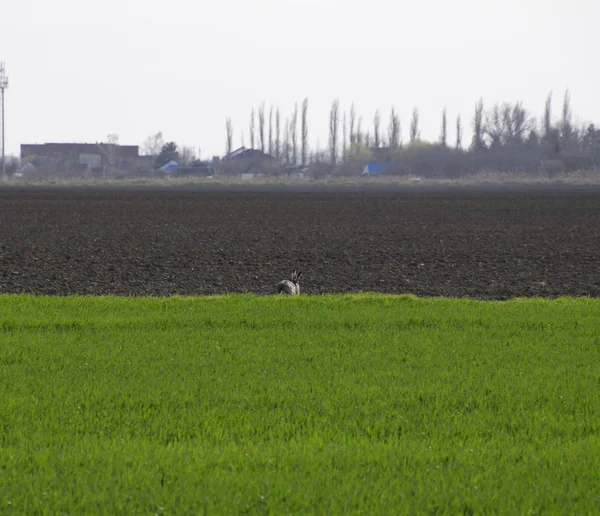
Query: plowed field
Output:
[[1, 185, 598, 299]]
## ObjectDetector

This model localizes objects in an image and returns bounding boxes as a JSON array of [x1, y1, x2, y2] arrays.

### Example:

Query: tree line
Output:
[[222, 91, 600, 178]]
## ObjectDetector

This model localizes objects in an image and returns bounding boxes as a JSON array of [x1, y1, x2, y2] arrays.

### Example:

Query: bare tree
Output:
[[249, 107, 255, 149], [410, 108, 420, 143], [501, 103, 514, 144], [388, 107, 401, 148], [342, 112, 348, 160], [485, 103, 507, 147], [561, 89, 572, 142], [104, 133, 120, 167], [107, 133, 119, 145], [240, 130, 245, 148], [301, 98, 308, 166], [268, 105, 274, 155], [456, 115, 462, 149], [141, 131, 164, 158], [373, 110, 381, 148], [283, 119, 291, 166], [356, 116, 363, 145], [440, 107, 447, 147], [541, 91, 561, 153], [349, 103, 356, 145], [329, 98, 340, 165], [290, 102, 298, 166], [258, 103, 265, 152], [543, 91, 553, 141], [180, 145, 196, 166], [275, 108, 281, 161], [505, 102, 534, 145], [471, 98, 485, 151], [225, 118, 233, 155]]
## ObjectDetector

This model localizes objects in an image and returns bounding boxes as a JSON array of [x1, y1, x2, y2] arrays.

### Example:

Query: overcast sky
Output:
[[1, 0, 598, 159]]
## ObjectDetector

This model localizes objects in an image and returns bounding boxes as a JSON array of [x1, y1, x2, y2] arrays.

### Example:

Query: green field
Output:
[[1, 294, 599, 514]]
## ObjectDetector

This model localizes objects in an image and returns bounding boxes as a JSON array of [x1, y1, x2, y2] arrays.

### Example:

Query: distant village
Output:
[[16, 137, 408, 180], [17, 142, 312, 181]]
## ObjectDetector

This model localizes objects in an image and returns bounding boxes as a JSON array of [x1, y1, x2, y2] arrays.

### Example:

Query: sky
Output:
[[1, 0, 598, 159]]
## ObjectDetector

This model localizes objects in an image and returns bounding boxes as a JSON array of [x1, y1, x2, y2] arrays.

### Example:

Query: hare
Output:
[[276, 270, 303, 295]]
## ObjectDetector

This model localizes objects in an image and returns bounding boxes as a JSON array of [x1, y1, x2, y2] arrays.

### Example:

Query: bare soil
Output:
[[0, 185, 598, 299]]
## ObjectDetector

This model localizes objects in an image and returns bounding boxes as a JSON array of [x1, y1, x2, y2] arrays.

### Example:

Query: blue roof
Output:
[[159, 160, 181, 172], [363, 162, 391, 175]]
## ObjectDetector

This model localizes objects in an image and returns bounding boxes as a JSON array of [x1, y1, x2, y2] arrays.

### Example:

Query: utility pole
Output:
[[0, 62, 8, 180]]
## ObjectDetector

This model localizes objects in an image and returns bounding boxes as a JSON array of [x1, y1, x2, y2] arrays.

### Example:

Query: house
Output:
[[283, 165, 307, 180], [361, 147, 394, 176], [221, 147, 276, 176], [20, 142, 141, 173]]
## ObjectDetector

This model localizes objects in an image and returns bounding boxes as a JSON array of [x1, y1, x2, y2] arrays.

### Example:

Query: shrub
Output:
[[542, 159, 566, 177]]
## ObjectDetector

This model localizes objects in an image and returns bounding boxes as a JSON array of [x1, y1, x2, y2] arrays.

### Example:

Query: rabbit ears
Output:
[[292, 270, 303, 283]]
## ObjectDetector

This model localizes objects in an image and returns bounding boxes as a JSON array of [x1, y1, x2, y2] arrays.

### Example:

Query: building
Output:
[[221, 147, 277, 176], [362, 147, 393, 176], [362, 162, 392, 176], [20, 142, 141, 173]]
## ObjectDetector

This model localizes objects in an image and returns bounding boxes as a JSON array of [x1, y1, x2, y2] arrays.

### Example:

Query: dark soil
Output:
[[1, 185, 599, 299]]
